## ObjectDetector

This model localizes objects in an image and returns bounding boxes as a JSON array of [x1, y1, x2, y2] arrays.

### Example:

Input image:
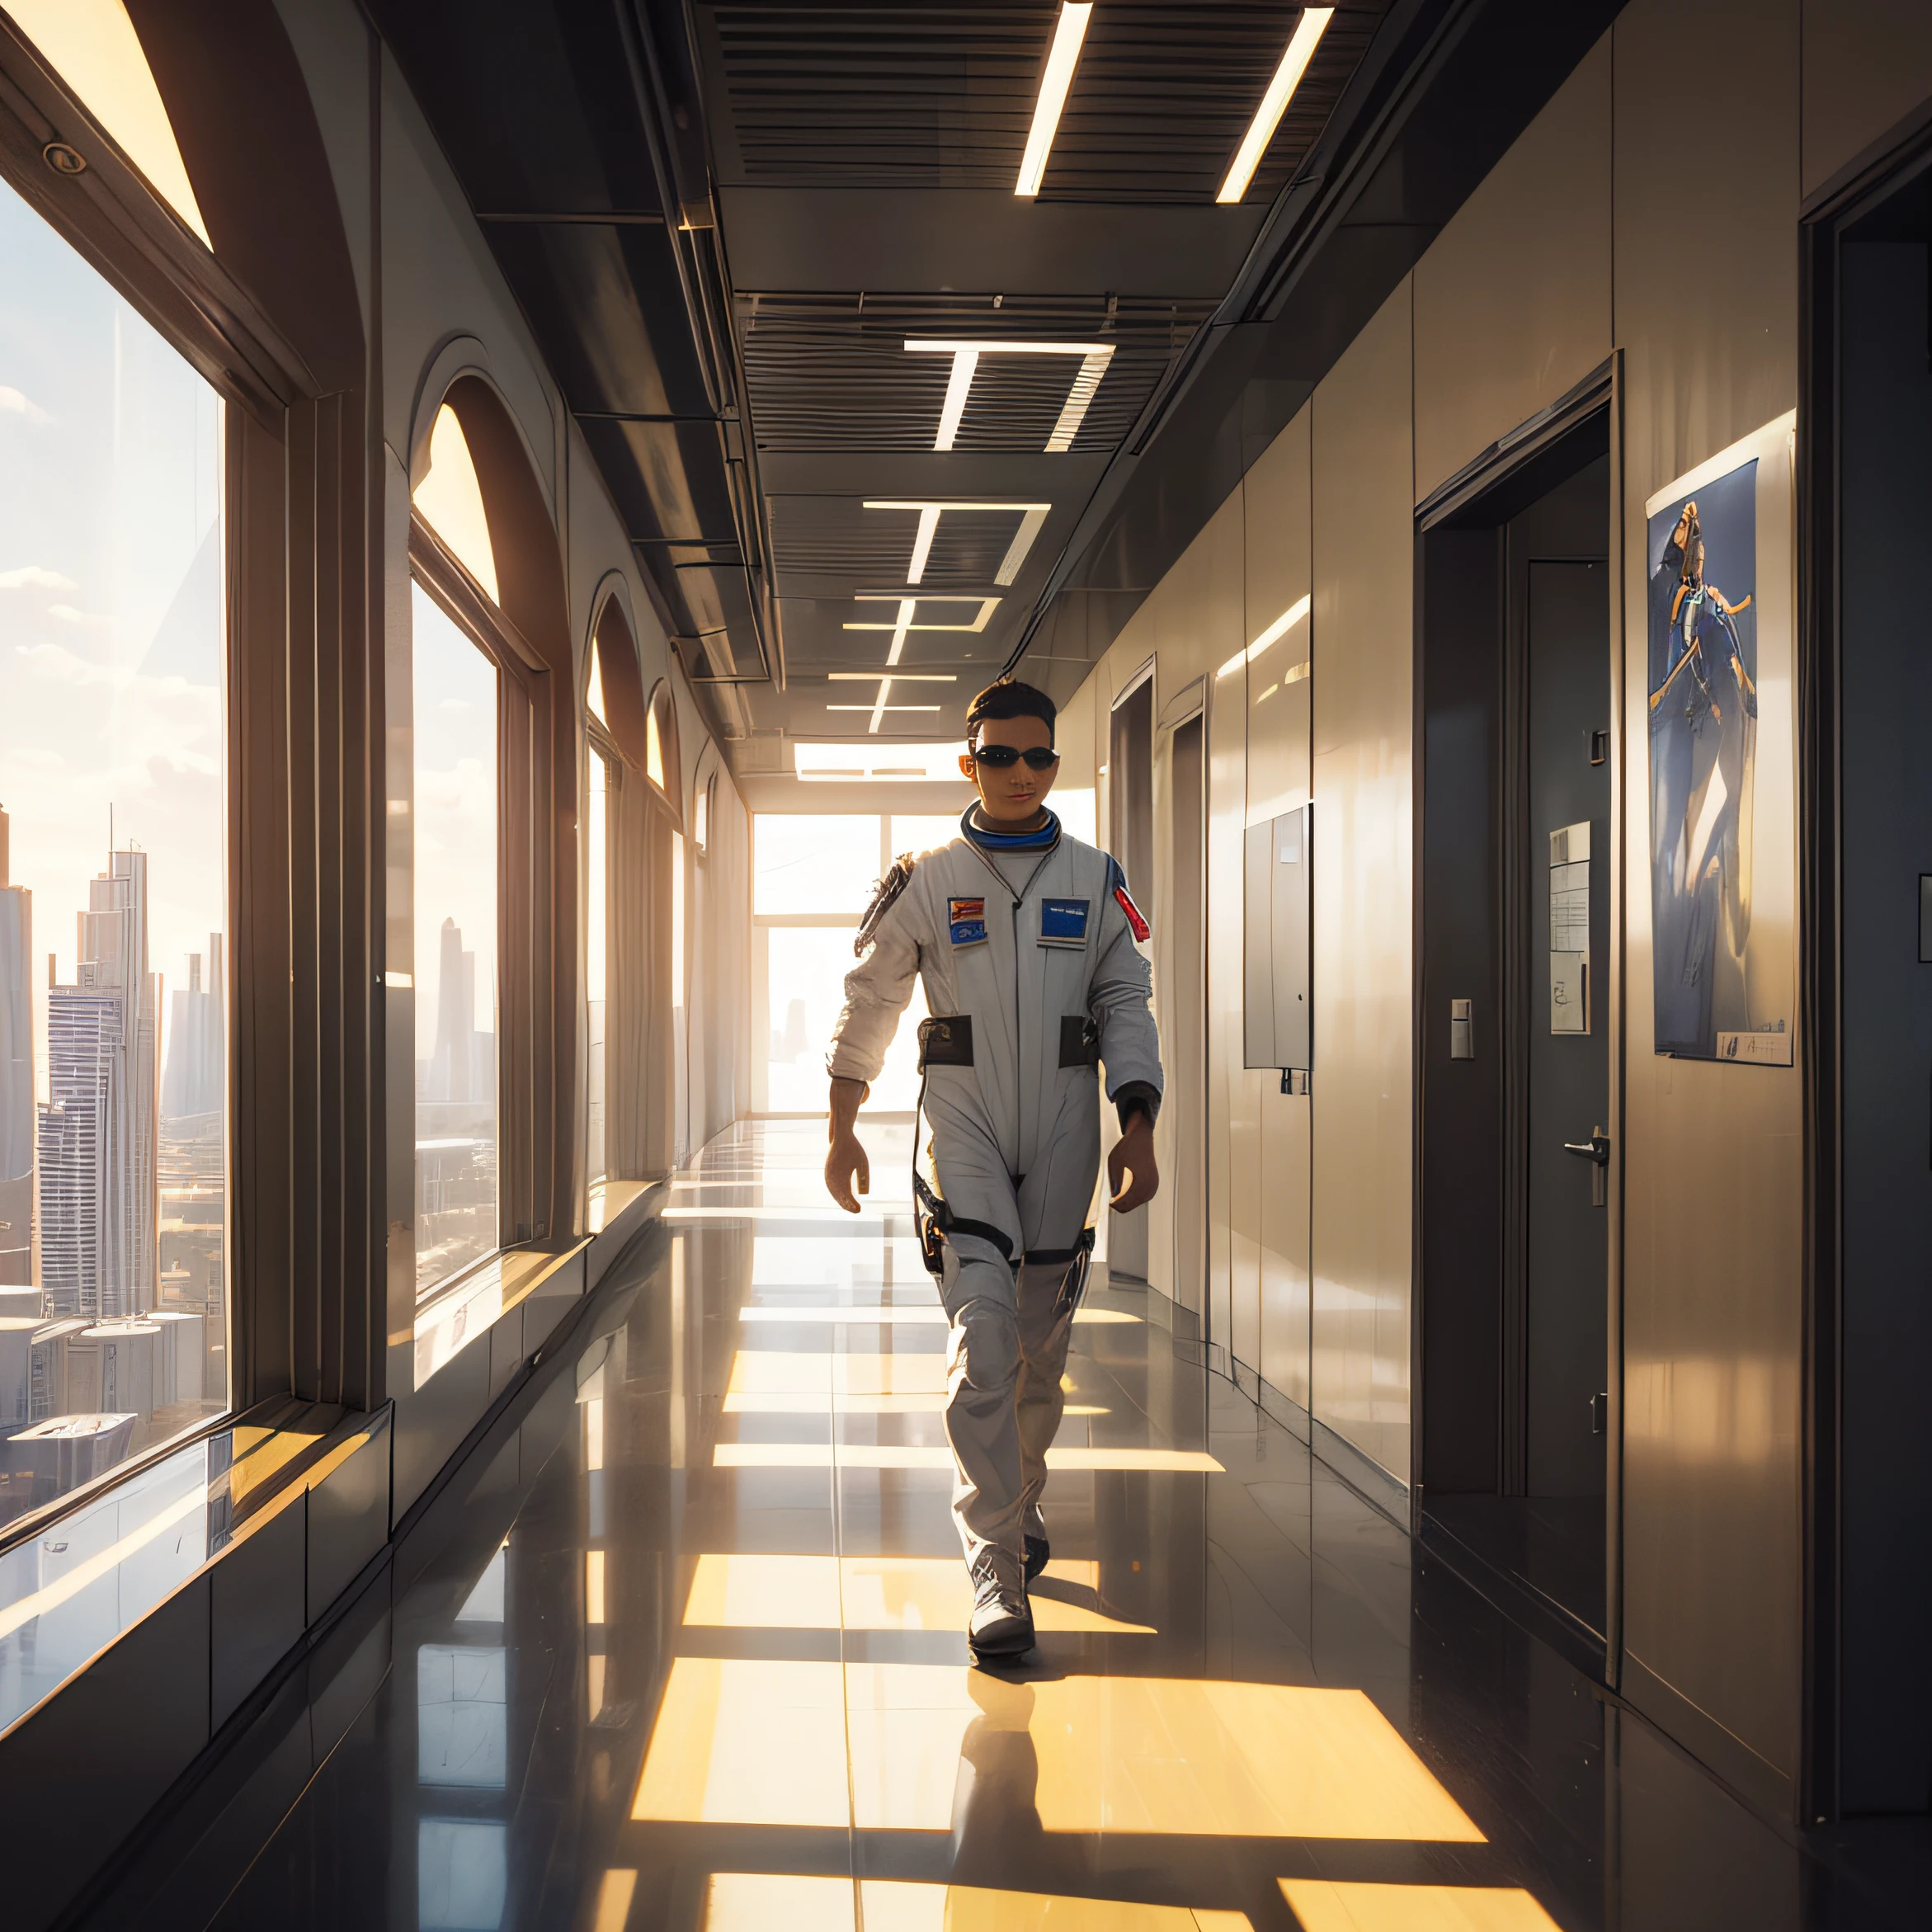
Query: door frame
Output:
[[1796, 100, 1932, 1826], [1410, 357, 1628, 1681], [1155, 681, 1210, 1345]]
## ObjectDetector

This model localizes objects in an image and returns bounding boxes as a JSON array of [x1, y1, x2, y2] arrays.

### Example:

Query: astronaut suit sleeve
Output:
[[1089, 867, 1163, 1128], [826, 860, 922, 1087]]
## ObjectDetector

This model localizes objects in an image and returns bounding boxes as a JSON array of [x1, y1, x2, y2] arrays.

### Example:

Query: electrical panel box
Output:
[[1243, 802, 1311, 1073]]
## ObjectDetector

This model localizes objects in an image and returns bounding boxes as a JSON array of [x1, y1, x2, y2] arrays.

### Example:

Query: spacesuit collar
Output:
[[961, 805, 1061, 852]]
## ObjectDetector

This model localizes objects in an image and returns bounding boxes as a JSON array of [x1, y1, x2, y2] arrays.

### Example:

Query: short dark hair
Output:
[[965, 677, 1056, 748]]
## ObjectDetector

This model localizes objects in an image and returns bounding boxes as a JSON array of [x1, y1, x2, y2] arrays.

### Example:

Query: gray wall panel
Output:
[[0, 1576, 210, 1932], [1310, 276, 1416, 1487], [1613, 0, 1803, 1797], [308, 1411, 393, 1623], [211, 1490, 309, 1732], [1800, 0, 1932, 196], [1414, 35, 1614, 502]]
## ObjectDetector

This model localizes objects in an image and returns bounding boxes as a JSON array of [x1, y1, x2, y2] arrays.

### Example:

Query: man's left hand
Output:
[[1108, 1113, 1159, 1213]]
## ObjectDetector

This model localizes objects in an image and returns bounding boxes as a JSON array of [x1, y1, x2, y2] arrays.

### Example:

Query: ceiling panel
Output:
[[738, 291, 1215, 454], [705, 1, 1389, 204], [768, 496, 1053, 596], [486, 222, 712, 417]]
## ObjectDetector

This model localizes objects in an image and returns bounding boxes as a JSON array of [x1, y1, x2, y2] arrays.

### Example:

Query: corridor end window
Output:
[[412, 584, 499, 1297], [0, 171, 229, 1524]]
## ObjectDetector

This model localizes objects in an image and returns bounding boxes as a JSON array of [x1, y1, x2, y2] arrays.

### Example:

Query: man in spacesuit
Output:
[[823, 678, 1163, 1660]]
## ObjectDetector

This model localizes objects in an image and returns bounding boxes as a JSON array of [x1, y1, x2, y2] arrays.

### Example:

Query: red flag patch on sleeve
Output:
[[1106, 857, 1150, 941]]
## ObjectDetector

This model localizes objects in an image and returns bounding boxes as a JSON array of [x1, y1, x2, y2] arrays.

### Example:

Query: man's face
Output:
[[959, 712, 1059, 824]]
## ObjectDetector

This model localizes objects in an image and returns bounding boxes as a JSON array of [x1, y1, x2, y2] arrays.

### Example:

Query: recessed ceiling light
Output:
[[907, 340, 1115, 452], [1015, 2, 1093, 198], [1218, 7, 1335, 206]]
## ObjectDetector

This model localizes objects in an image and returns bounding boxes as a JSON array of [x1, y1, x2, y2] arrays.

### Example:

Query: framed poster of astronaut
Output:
[[1645, 412, 1797, 1065]]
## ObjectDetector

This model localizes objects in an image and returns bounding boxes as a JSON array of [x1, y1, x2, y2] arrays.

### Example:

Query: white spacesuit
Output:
[[827, 806, 1163, 1623]]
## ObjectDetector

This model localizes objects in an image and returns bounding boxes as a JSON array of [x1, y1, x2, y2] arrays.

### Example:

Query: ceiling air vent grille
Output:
[[710, 2, 1388, 204], [737, 291, 1214, 454]]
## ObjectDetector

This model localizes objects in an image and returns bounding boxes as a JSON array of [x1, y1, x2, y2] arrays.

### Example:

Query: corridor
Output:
[[71, 1123, 1914, 1932]]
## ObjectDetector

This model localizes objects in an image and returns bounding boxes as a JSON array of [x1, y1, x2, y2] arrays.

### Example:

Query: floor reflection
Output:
[[79, 1119, 1930, 1932]]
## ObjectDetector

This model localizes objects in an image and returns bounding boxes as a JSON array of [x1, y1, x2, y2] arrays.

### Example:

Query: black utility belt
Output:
[[916, 1014, 1100, 1072]]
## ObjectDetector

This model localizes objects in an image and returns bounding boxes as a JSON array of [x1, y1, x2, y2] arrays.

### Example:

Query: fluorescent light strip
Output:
[[1218, 593, 1311, 677], [907, 341, 1116, 454], [1046, 349, 1114, 451], [1015, 2, 1093, 197], [863, 502, 1053, 589], [907, 505, 942, 584], [933, 347, 979, 451], [997, 507, 1051, 585], [1218, 7, 1335, 206], [843, 595, 1001, 634]]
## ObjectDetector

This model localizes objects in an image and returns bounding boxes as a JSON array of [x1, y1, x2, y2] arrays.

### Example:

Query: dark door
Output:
[[1108, 676, 1156, 1281], [1524, 560, 1610, 1500], [1169, 714, 1206, 1320]]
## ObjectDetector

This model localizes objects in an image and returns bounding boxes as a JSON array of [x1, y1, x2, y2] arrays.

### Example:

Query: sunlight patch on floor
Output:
[[681, 1552, 1154, 1634], [1278, 1881, 1565, 1930], [634, 1660, 1484, 1841], [702, 1873, 1255, 1930]]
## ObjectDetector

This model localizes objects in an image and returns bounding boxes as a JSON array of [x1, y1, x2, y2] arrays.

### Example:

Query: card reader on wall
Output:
[[1243, 802, 1312, 1086]]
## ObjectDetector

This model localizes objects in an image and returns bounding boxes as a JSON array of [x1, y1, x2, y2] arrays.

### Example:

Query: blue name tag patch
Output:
[[1038, 898, 1090, 947], [948, 897, 988, 947]]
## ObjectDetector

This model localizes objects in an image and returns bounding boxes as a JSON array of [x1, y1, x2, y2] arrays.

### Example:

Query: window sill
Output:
[[402, 1241, 591, 1392]]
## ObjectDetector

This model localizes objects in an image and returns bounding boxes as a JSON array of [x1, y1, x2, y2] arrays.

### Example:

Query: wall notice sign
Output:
[[1549, 821, 1590, 1034], [1715, 1028, 1793, 1066]]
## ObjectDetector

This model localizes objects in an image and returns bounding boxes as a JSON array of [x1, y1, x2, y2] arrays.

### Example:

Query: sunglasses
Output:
[[968, 743, 1059, 770]]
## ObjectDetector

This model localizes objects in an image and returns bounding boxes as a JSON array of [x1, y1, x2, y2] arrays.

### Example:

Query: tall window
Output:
[[752, 814, 955, 1112], [410, 576, 499, 1297], [585, 638, 611, 1186], [0, 169, 229, 1520]]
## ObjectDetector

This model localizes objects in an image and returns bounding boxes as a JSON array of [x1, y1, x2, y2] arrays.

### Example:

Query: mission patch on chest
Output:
[[1038, 897, 1090, 947], [948, 896, 989, 947]]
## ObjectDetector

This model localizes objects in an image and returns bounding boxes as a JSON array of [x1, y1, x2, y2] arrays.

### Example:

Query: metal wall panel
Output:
[[1613, 0, 1803, 1805], [1412, 37, 1613, 504], [1799, 0, 1932, 196], [1310, 279, 1416, 1487], [1244, 408, 1313, 824]]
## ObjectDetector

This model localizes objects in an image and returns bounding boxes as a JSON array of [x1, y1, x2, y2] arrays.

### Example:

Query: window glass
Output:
[[765, 927, 927, 1113], [646, 701, 664, 790], [586, 748, 608, 1186], [890, 813, 963, 857], [0, 172, 228, 1522], [412, 584, 497, 1298], [413, 406, 497, 602], [753, 815, 879, 916], [585, 637, 606, 728], [8, 0, 210, 247]]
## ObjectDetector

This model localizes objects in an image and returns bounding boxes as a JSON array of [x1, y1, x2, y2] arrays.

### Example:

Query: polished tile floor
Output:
[[82, 1121, 1928, 1930]]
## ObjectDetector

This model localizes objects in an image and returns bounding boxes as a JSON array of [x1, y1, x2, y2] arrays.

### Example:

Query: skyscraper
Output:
[[161, 936, 223, 1119], [159, 933, 224, 1399], [38, 847, 160, 1322], [0, 808, 31, 1289], [430, 917, 475, 1103]]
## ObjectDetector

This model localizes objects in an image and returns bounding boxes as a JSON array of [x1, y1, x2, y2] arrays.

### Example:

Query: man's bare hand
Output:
[[825, 1076, 870, 1213], [1108, 1113, 1159, 1213]]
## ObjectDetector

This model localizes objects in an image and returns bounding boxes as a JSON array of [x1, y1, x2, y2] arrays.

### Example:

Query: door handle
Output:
[[1562, 1129, 1610, 1206]]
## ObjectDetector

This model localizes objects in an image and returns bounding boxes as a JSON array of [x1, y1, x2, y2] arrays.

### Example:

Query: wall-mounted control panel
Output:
[[1244, 802, 1311, 1076]]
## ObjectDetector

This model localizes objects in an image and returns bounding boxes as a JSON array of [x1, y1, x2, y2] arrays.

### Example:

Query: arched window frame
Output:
[[402, 368, 577, 1318]]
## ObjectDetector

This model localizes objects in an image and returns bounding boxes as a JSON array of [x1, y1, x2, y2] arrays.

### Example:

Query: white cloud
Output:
[[0, 384, 49, 422], [0, 564, 76, 593], [49, 603, 114, 629]]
